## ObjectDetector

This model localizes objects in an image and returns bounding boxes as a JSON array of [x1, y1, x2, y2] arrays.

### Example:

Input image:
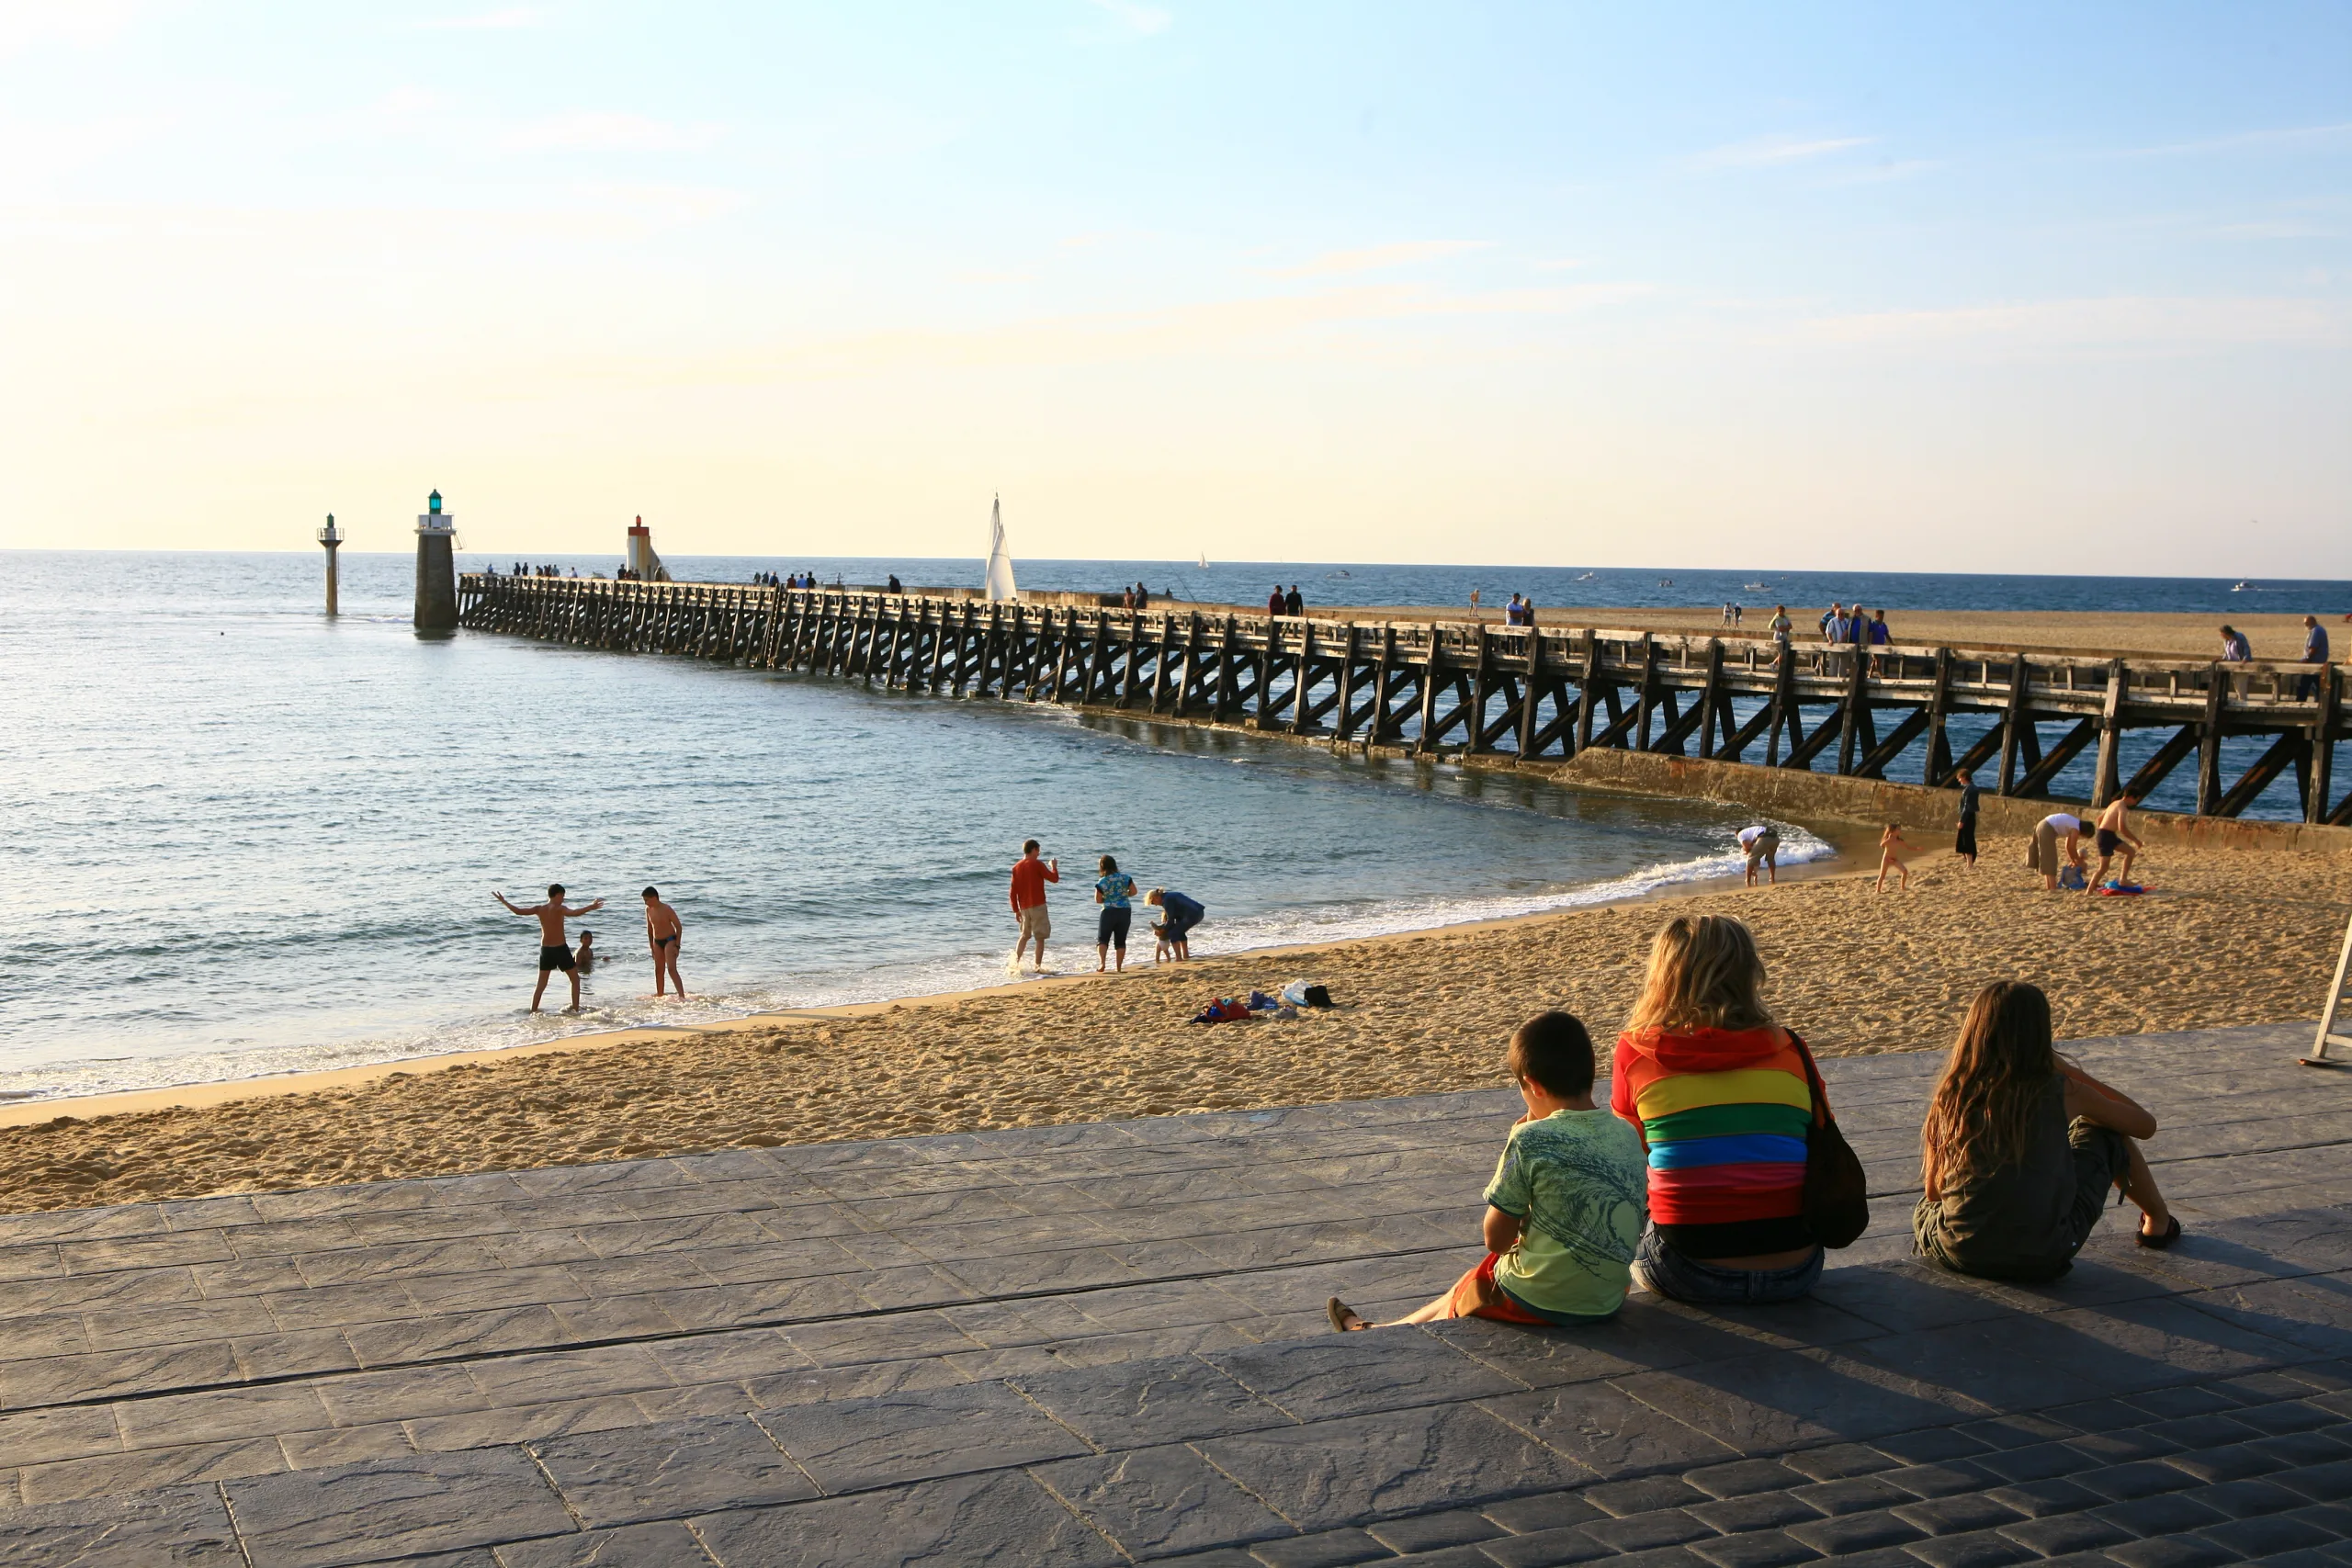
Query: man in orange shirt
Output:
[[1010, 840, 1059, 971]]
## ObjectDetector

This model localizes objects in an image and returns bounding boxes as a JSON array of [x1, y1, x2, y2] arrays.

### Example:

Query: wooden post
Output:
[[1922, 648, 1952, 784], [1518, 628, 1544, 757], [1416, 630, 1443, 754], [1766, 642, 1797, 766], [1464, 623, 1491, 754], [1333, 623, 1363, 741], [2311, 662, 2340, 824], [2090, 658, 2127, 807], [1997, 655, 2030, 795], [1172, 614, 1200, 716], [1696, 639, 1724, 760], [1291, 621, 1317, 734], [1369, 625, 1396, 742], [1256, 616, 1282, 729], [1634, 635, 1658, 751], [1574, 629, 1600, 754]]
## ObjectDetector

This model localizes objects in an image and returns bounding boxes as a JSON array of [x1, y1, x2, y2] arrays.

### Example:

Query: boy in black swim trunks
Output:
[[643, 886, 686, 998], [2092, 792, 2143, 889], [494, 884, 605, 1013]]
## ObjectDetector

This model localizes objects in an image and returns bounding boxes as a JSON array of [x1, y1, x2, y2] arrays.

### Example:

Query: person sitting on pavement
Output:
[[1613, 915, 1828, 1306], [1328, 1011, 1645, 1332], [1916, 980, 2178, 1280]]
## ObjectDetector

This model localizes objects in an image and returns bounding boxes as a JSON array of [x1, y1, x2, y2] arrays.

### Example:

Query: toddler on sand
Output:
[[1329, 1012, 1647, 1330], [1875, 824, 1917, 891]]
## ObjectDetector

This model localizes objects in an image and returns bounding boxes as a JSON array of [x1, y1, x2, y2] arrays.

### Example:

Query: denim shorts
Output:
[[1632, 1228, 1823, 1305]]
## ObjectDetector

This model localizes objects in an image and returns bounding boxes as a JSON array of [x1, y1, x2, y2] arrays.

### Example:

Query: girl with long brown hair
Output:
[[1915, 981, 2177, 1280], [1610, 914, 1825, 1304]]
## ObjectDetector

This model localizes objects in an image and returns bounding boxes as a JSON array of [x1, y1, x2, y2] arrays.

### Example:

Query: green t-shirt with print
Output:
[[1483, 1107, 1648, 1319]]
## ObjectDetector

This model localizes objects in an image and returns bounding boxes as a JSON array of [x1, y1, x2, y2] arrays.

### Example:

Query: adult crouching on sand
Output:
[[1916, 981, 2177, 1279], [2027, 811, 2090, 892], [1612, 915, 1826, 1305], [1144, 887, 1203, 960]]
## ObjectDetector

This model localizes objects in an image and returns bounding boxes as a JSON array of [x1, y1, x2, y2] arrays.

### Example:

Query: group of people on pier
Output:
[[1330, 911, 2177, 1334]]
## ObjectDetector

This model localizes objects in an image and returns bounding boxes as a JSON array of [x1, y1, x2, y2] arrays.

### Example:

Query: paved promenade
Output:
[[0, 1022, 2346, 1566]]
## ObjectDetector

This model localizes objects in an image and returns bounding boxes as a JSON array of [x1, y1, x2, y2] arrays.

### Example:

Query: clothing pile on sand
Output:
[[1191, 978, 1334, 1024]]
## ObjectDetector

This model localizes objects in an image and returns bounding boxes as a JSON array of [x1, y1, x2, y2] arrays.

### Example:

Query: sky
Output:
[[0, 2, 2346, 574]]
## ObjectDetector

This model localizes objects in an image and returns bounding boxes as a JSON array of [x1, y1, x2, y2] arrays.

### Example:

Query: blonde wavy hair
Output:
[[1624, 914, 1776, 1035]]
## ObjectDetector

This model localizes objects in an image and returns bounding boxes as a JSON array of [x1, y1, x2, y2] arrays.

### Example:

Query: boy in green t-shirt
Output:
[[1329, 1011, 1648, 1330]]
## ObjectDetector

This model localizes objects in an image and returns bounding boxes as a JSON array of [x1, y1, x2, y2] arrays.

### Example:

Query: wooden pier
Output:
[[458, 575, 2350, 823]]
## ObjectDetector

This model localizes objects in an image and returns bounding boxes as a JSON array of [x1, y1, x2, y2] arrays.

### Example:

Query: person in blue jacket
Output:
[[1144, 887, 1204, 961]]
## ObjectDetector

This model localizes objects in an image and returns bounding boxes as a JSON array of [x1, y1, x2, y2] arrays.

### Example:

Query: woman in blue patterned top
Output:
[[1093, 855, 1136, 974]]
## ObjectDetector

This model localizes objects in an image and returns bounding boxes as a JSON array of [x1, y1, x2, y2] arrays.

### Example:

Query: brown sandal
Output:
[[1328, 1296, 1368, 1332]]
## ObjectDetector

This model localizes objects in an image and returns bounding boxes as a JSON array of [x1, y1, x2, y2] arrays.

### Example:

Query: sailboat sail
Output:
[[984, 496, 1018, 603], [1198, 552, 1209, 569]]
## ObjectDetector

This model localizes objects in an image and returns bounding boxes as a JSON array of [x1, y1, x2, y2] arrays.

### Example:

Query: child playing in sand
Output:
[[1875, 824, 1917, 891], [1327, 1011, 1646, 1331]]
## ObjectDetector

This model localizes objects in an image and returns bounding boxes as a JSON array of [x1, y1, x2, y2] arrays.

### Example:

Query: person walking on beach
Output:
[[2028, 811, 2091, 891], [642, 886, 685, 998], [1875, 823, 1917, 892], [2092, 792, 2143, 888], [1144, 887, 1203, 960], [1954, 772, 1981, 867], [2301, 615, 2330, 700], [1737, 824, 1779, 886], [494, 885, 605, 1013], [1011, 840, 1059, 971], [1916, 981, 2178, 1279], [1093, 854, 1136, 973]]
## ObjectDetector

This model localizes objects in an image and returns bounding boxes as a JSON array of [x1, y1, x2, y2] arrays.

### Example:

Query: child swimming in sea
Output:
[[1875, 824, 1917, 892]]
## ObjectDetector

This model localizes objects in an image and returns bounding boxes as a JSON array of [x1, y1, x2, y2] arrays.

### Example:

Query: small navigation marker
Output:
[[318, 513, 343, 616], [414, 490, 458, 631]]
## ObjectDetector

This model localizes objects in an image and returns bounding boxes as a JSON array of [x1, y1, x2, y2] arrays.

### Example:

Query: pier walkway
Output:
[[457, 577, 2352, 826], [0, 1024, 2346, 1565]]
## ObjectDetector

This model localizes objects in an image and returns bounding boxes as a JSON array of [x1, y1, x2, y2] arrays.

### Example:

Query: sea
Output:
[[4, 550, 2345, 1106]]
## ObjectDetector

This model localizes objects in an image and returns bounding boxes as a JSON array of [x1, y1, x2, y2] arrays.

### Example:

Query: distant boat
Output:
[[1197, 552, 1210, 570], [1325, 570, 1351, 580], [2232, 581, 2251, 592], [1744, 581, 1769, 592], [1657, 578, 1674, 587]]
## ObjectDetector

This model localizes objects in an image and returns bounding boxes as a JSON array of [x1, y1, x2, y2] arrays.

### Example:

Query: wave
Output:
[[0, 825, 1834, 1105]]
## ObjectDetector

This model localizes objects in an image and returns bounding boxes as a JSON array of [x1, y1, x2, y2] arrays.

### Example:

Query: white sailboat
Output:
[[984, 495, 1018, 603], [1197, 552, 1210, 570]]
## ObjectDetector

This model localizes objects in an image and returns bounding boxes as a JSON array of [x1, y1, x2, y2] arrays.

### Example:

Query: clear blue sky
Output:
[[2, 3, 2346, 572]]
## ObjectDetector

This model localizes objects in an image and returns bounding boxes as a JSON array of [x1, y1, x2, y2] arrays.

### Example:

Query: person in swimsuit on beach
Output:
[[495, 884, 605, 1013], [2092, 792, 2143, 888], [1875, 823, 1917, 891], [573, 930, 596, 973], [642, 886, 685, 998]]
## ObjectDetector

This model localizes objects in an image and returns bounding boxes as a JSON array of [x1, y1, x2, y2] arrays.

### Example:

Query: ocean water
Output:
[[1, 551, 1833, 1104]]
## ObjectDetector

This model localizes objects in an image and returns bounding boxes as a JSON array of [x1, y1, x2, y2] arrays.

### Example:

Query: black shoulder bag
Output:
[[1790, 1032, 1870, 1248]]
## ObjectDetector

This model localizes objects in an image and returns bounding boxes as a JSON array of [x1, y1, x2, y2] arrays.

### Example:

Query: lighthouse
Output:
[[318, 513, 344, 615], [414, 490, 458, 630]]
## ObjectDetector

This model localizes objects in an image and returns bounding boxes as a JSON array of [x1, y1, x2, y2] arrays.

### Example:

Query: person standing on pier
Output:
[[1285, 585, 1304, 617], [494, 885, 605, 1013], [642, 886, 686, 998], [2300, 615, 2330, 700], [1011, 840, 1059, 972], [1268, 585, 1286, 616]]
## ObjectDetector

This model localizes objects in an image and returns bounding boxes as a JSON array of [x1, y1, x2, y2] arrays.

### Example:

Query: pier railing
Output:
[[458, 575, 2351, 823]]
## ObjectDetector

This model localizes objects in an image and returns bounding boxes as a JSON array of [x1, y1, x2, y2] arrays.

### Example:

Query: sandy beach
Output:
[[2, 832, 2343, 1214]]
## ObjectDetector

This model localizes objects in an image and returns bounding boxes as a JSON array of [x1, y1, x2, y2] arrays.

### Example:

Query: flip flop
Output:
[[1327, 1296, 1367, 1333], [2137, 1215, 2182, 1250]]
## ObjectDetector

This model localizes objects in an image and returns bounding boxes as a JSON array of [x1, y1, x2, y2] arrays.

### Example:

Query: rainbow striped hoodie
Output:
[[1610, 1024, 1818, 1254]]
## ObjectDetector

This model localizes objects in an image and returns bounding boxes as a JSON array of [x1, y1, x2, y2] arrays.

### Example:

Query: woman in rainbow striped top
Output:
[[1610, 914, 1826, 1304]]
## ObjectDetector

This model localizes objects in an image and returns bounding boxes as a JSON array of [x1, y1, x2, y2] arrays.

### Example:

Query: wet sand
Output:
[[1, 836, 2342, 1214]]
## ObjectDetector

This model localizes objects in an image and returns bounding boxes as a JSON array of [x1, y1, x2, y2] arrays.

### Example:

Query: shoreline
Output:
[[0, 822, 1878, 1130]]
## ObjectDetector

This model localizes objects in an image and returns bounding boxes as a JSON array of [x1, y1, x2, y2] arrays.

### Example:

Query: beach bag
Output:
[[1280, 979, 1335, 1009], [1190, 998, 1252, 1024], [1789, 1032, 1870, 1248], [2059, 865, 2087, 891]]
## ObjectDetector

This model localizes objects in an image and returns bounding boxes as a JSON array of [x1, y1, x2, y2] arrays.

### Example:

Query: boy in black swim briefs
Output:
[[643, 886, 686, 998]]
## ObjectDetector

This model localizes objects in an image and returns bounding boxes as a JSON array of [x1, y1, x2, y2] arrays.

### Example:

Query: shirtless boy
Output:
[[642, 886, 686, 998], [495, 884, 605, 1012], [2093, 792, 2144, 888]]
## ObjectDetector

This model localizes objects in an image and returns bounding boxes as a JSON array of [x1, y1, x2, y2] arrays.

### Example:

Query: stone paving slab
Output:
[[0, 1021, 2344, 1565]]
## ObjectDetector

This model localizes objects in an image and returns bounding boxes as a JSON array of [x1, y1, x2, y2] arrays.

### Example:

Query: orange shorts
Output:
[[1442, 1252, 1557, 1326]]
